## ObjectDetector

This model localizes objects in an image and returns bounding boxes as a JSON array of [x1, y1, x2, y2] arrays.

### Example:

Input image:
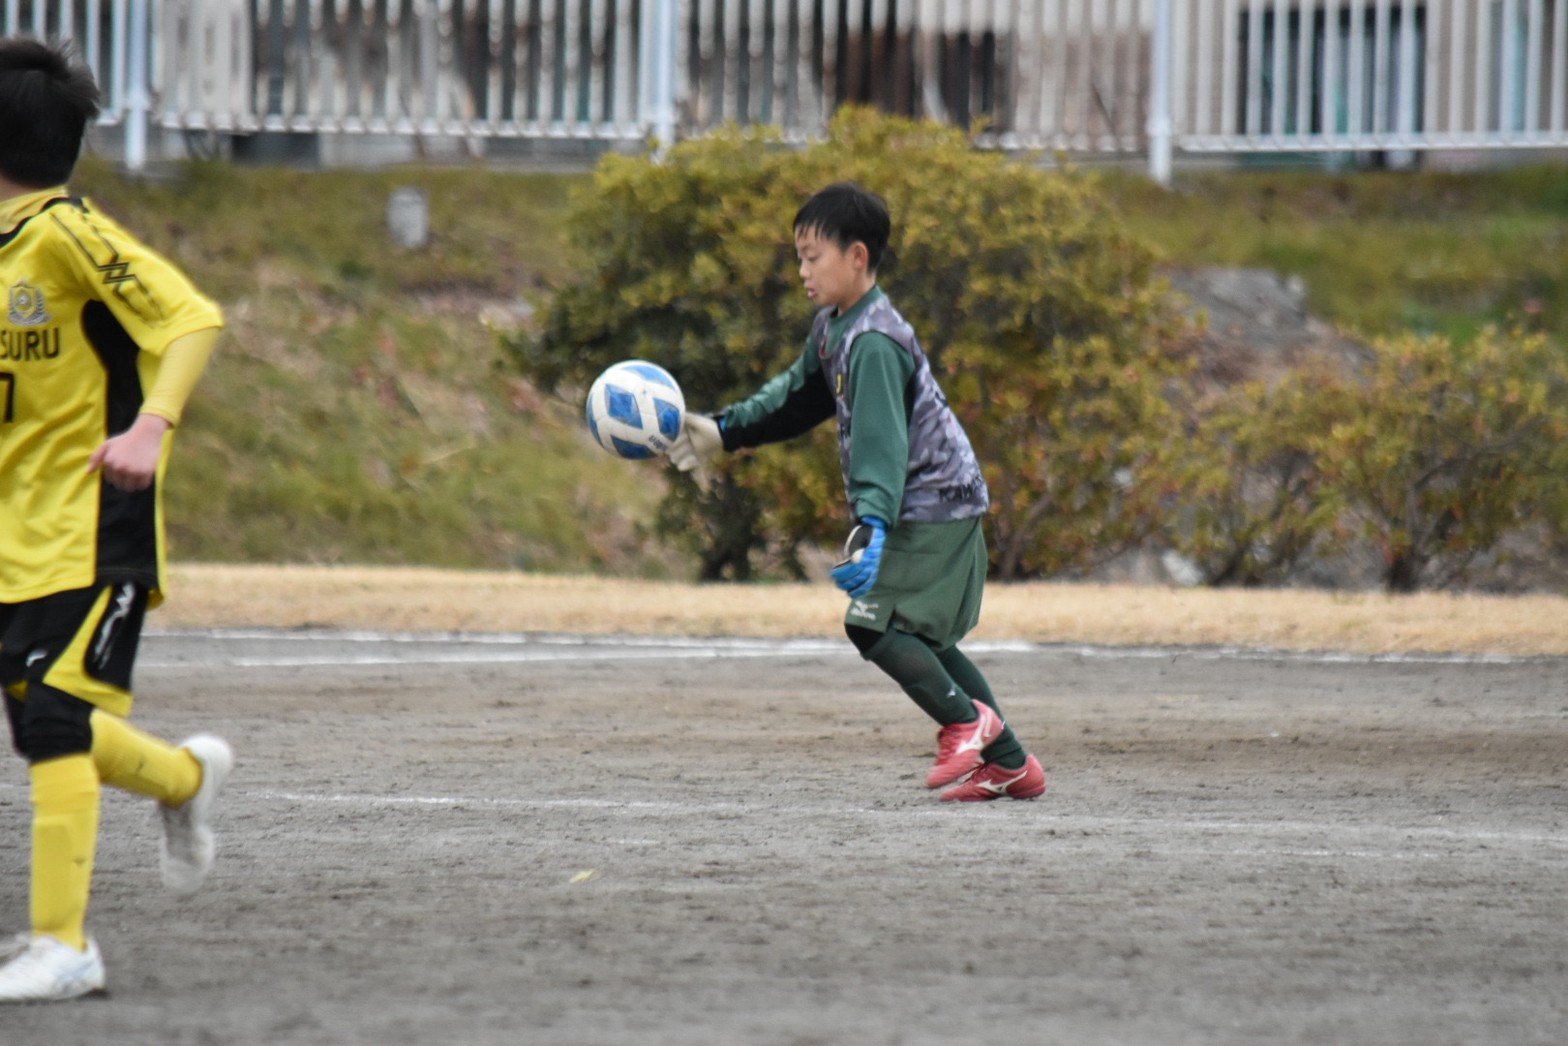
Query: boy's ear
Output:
[[850, 240, 870, 269]]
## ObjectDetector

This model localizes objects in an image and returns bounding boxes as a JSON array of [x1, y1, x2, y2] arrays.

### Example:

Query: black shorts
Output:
[[0, 580, 149, 718]]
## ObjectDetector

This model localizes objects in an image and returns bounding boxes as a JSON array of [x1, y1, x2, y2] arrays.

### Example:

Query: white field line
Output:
[[142, 647, 852, 669], [0, 781, 1559, 862], [141, 628, 1558, 668], [139, 630, 852, 668], [230, 786, 1568, 856]]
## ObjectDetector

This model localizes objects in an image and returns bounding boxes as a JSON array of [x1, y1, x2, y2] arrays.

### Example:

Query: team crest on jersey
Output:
[[8, 281, 50, 327]]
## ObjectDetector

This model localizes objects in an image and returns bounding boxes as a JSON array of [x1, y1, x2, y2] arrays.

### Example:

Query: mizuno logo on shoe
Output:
[[958, 704, 999, 754], [976, 767, 1030, 794], [958, 725, 988, 754]]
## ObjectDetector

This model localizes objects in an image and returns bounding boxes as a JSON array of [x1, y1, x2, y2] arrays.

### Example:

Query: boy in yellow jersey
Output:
[[0, 37, 232, 1003]]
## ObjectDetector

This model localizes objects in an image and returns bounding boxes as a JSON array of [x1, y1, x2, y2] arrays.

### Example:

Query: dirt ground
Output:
[[1, 629, 1564, 1045]]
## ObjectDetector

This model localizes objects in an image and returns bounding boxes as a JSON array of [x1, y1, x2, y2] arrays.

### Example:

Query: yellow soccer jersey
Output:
[[0, 188, 223, 604]]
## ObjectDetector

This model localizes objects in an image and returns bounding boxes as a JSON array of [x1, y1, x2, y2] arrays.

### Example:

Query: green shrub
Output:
[[1318, 329, 1568, 592], [506, 108, 1193, 580], [1158, 365, 1349, 586]]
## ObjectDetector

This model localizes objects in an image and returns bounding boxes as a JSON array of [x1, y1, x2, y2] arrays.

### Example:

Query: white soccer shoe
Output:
[[160, 733, 234, 896], [0, 935, 106, 1004]]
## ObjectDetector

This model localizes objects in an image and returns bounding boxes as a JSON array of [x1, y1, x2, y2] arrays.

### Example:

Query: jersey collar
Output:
[[834, 284, 884, 324], [0, 186, 71, 233]]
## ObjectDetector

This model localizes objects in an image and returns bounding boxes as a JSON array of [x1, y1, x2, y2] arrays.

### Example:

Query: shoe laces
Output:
[[982, 759, 1018, 780]]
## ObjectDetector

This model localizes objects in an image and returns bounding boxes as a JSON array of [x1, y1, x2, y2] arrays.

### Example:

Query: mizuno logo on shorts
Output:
[[90, 583, 136, 669]]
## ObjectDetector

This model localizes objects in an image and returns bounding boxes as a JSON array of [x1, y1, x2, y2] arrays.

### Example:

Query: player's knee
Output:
[[845, 623, 884, 659], [8, 685, 93, 763]]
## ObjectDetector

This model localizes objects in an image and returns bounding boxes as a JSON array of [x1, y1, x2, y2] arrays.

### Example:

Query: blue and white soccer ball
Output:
[[584, 359, 685, 460]]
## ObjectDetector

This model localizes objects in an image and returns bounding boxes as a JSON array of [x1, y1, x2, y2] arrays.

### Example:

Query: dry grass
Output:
[[162, 563, 1568, 656]]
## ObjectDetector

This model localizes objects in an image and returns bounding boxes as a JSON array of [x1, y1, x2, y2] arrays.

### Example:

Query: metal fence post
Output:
[[640, 0, 678, 154], [123, 0, 150, 172], [1149, 0, 1174, 185]]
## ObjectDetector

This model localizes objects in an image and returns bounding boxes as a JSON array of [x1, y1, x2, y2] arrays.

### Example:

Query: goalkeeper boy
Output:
[[670, 182, 1045, 802]]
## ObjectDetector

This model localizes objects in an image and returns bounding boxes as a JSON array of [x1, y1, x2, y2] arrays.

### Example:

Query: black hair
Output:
[[0, 37, 101, 188], [793, 182, 891, 272]]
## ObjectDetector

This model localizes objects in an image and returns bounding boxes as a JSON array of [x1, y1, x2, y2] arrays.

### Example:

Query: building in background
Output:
[[4, 0, 1566, 176]]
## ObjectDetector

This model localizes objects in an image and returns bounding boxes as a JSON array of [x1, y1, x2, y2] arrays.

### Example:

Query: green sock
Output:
[[936, 645, 1026, 769], [865, 630, 975, 725]]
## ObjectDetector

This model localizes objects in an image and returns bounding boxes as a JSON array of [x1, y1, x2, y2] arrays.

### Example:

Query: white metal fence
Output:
[[6, 0, 1568, 177]]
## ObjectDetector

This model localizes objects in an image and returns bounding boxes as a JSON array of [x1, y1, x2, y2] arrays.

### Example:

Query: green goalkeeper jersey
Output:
[[721, 286, 989, 526]]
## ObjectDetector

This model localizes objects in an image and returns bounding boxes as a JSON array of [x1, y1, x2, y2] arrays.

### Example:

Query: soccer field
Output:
[[2, 630, 1563, 1045]]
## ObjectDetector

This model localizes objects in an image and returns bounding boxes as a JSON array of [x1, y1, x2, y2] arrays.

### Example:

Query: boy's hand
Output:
[[88, 413, 170, 492], [668, 412, 722, 473], [831, 517, 886, 598]]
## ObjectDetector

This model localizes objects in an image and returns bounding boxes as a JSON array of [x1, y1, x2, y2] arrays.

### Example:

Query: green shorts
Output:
[[843, 516, 986, 651]]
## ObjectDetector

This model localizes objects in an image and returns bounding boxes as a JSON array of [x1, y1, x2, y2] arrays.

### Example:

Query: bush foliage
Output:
[[51, 151, 1568, 592], [1317, 330, 1568, 591], [504, 113, 1568, 592], [1159, 329, 1568, 592], [507, 108, 1194, 580], [1156, 365, 1349, 587]]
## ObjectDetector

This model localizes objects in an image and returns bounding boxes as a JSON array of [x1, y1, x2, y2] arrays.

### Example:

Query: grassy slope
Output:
[[67, 156, 1568, 579], [1103, 165, 1568, 343], [73, 159, 679, 576]]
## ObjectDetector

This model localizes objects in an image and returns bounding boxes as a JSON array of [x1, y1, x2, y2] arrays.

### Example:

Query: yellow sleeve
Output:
[[140, 326, 219, 426], [57, 198, 224, 351]]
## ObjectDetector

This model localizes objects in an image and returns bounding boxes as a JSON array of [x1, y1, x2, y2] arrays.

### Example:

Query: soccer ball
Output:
[[584, 360, 685, 459]]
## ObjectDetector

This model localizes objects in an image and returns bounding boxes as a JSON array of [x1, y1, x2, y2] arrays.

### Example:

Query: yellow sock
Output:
[[89, 710, 201, 806], [30, 755, 100, 951]]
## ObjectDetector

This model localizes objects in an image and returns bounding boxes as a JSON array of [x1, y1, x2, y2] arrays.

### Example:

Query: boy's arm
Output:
[[843, 333, 916, 524], [670, 347, 833, 475], [140, 325, 220, 426], [670, 311, 838, 475], [88, 326, 219, 491], [716, 347, 835, 451]]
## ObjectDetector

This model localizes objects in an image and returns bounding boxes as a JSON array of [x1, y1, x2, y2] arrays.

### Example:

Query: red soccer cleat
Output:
[[938, 754, 1047, 802], [925, 700, 1003, 788]]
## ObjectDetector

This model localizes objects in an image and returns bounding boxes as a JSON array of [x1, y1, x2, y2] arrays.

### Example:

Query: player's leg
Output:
[[932, 643, 1046, 801], [89, 710, 201, 803], [43, 582, 234, 894], [0, 673, 106, 1002], [933, 644, 1026, 769], [1, 590, 112, 978], [0, 583, 230, 1002], [4, 685, 99, 954], [847, 624, 972, 721], [91, 708, 234, 895], [846, 625, 1003, 788]]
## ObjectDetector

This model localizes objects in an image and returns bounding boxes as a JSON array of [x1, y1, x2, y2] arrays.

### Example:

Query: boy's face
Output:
[[795, 225, 871, 313]]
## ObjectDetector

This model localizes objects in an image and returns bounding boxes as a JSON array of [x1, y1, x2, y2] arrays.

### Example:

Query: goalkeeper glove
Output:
[[830, 517, 887, 598], [669, 413, 723, 474]]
